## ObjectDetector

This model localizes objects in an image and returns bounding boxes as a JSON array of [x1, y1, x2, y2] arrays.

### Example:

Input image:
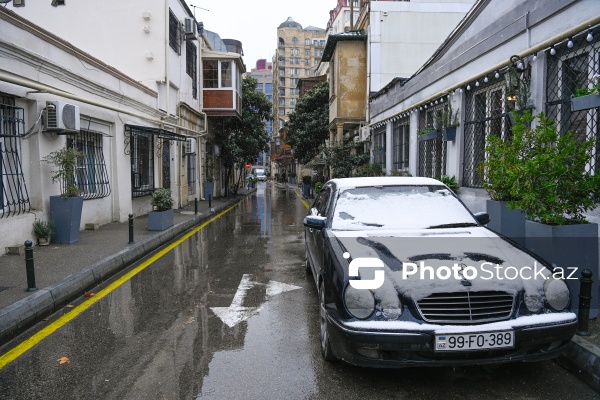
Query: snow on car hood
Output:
[[331, 227, 550, 303]]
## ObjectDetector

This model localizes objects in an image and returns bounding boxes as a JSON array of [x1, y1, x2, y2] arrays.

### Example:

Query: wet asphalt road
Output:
[[0, 183, 598, 400]]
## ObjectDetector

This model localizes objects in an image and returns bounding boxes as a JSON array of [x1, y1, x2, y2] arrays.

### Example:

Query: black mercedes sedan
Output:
[[303, 177, 577, 368]]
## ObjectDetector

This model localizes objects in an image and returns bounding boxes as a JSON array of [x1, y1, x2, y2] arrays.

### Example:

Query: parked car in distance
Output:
[[254, 168, 267, 181], [303, 177, 576, 368]]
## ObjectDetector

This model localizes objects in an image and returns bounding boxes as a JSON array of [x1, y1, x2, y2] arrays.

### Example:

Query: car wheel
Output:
[[319, 282, 337, 362]]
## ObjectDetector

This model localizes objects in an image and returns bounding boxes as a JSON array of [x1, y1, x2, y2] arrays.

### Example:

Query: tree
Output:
[[213, 77, 272, 195], [286, 82, 329, 164], [322, 140, 369, 178]]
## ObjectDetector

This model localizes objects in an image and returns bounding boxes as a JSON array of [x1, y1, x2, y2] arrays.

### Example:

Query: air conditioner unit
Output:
[[44, 101, 80, 132], [184, 18, 197, 40], [185, 138, 197, 154], [360, 126, 370, 142], [13, 0, 25, 7]]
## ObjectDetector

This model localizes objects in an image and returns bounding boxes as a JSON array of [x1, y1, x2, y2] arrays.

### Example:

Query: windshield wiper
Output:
[[427, 222, 479, 229]]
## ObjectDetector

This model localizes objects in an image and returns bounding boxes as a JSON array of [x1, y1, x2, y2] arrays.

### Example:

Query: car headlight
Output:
[[544, 278, 570, 311], [344, 285, 375, 319]]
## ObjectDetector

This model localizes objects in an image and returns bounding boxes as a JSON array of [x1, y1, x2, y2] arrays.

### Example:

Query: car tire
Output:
[[319, 282, 337, 362]]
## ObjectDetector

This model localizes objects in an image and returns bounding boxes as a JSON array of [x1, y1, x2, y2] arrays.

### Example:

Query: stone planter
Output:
[[442, 126, 457, 142], [485, 200, 526, 247], [525, 220, 599, 318], [147, 209, 174, 231], [419, 130, 438, 141], [203, 182, 214, 198], [571, 94, 600, 112], [50, 195, 83, 244]]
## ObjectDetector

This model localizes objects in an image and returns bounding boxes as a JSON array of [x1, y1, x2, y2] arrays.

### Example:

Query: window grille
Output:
[[373, 126, 386, 170], [126, 126, 155, 198], [186, 41, 197, 99], [0, 95, 30, 218], [418, 103, 446, 178], [392, 117, 410, 171], [187, 154, 196, 195], [66, 130, 110, 200], [169, 10, 181, 55], [546, 31, 600, 174], [462, 79, 512, 187]]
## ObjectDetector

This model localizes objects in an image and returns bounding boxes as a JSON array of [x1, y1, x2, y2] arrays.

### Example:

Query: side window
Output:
[[316, 187, 332, 216]]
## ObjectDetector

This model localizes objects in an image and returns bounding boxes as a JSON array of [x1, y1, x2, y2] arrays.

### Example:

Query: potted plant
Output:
[[147, 188, 175, 231], [571, 74, 600, 111], [302, 175, 312, 198], [437, 103, 460, 142], [477, 112, 528, 245], [437, 175, 459, 194], [417, 121, 438, 141], [32, 220, 54, 246], [42, 146, 84, 244], [509, 112, 600, 316]]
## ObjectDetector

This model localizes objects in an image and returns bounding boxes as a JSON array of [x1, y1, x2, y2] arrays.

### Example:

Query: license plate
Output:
[[435, 330, 514, 351]]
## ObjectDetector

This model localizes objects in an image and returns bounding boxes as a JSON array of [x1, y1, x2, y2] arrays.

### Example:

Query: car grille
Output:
[[416, 291, 515, 323]]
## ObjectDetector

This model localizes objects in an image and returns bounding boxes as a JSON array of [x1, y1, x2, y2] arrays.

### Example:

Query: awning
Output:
[[125, 124, 187, 142]]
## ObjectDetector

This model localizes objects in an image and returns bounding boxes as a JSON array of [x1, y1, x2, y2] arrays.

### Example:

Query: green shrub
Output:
[[151, 188, 174, 212], [302, 175, 312, 184], [356, 163, 385, 177], [314, 182, 323, 193], [437, 175, 459, 194], [390, 170, 412, 177], [32, 220, 54, 239]]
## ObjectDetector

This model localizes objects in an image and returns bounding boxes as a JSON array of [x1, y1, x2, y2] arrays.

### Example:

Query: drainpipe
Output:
[[165, 0, 170, 121]]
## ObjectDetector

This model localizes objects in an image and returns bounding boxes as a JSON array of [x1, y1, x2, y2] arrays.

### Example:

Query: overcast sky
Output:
[[187, 0, 335, 70]]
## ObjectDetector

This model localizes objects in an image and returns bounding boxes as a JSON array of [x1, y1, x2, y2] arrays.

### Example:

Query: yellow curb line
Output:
[[0, 203, 239, 370]]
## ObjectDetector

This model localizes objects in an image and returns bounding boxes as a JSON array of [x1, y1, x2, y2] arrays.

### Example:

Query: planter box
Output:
[[290, 177, 296, 184], [571, 94, 600, 112], [147, 209, 174, 231], [50, 195, 83, 244], [419, 130, 438, 141], [203, 182, 214, 198], [485, 200, 526, 247], [442, 126, 457, 142], [525, 220, 599, 318], [303, 183, 312, 198]]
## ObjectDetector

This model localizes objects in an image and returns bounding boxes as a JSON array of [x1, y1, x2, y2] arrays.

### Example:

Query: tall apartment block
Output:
[[272, 17, 327, 136], [246, 59, 274, 167]]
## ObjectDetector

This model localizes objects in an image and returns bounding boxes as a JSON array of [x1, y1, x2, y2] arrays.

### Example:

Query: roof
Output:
[[278, 17, 303, 29], [321, 30, 367, 62], [328, 177, 443, 189]]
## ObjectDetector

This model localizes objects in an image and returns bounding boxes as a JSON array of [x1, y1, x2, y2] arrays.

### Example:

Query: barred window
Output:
[[0, 95, 30, 218], [392, 117, 410, 171], [418, 104, 446, 178], [186, 41, 197, 99], [373, 126, 386, 170], [187, 154, 196, 195], [169, 10, 180, 55], [66, 131, 110, 200], [546, 32, 600, 174], [130, 134, 154, 197]]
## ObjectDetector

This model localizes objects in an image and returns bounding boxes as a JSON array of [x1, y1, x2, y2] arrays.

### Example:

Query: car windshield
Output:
[[331, 185, 478, 231]]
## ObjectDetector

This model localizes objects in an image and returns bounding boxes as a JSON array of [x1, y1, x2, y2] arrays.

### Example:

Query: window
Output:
[[305, 38, 310, 46], [373, 126, 386, 170], [279, 78, 285, 86], [67, 131, 110, 200], [279, 108, 285, 116], [0, 95, 30, 218], [221, 61, 232, 87], [305, 49, 310, 56], [290, 98, 297, 106], [290, 78, 298, 86], [169, 10, 180, 55], [279, 88, 285, 96], [203, 60, 218, 88], [130, 132, 154, 197], [292, 37, 298, 44], [279, 99, 286, 106], [418, 103, 447, 179], [186, 41, 197, 98], [279, 69, 286, 77], [265, 83, 272, 94], [257, 83, 264, 91], [187, 154, 196, 195], [393, 118, 410, 171]]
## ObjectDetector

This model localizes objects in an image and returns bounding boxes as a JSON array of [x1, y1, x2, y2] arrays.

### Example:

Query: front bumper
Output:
[[326, 313, 577, 368]]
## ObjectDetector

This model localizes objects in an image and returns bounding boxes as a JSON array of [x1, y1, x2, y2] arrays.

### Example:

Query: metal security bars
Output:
[[66, 131, 110, 200], [169, 10, 181, 55], [0, 96, 30, 218], [372, 126, 386, 170], [126, 125, 155, 198], [418, 103, 446, 178], [546, 31, 600, 174], [392, 117, 410, 171], [463, 79, 512, 187], [186, 41, 198, 99]]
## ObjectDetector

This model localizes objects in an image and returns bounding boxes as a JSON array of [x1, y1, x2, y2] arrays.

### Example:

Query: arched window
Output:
[[292, 37, 298, 44]]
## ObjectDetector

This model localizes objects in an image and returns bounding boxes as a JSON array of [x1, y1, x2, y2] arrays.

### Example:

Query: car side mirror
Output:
[[473, 212, 490, 225], [304, 215, 326, 230]]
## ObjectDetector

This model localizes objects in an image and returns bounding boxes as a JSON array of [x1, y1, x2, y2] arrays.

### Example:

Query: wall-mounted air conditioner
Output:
[[360, 126, 370, 142], [44, 101, 80, 132], [184, 18, 197, 40], [185, 138, 197, 154]]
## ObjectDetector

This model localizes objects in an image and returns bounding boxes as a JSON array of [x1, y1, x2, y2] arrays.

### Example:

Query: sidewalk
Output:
[[0, 189, 254, 344]]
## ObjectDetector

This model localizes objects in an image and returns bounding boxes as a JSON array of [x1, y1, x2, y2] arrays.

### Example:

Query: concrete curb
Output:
[[557, 335, 600, 392], [0, 196, 243, 343]]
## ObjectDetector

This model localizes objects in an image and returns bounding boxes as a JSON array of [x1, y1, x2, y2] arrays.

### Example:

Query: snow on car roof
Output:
[[329, 177, 443, 189]]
